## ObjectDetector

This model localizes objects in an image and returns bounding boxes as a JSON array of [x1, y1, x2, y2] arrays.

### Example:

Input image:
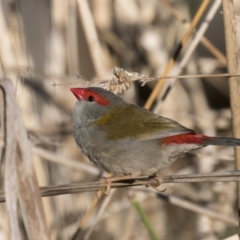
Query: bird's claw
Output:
[[151, 175, 162, 187], [145, 175, 166, 192], [100, 178, 112, 196], [102, 183, 111, 196]]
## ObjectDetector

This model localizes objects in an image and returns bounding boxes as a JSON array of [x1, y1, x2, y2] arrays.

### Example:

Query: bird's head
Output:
[[71, 87, 124, 122]]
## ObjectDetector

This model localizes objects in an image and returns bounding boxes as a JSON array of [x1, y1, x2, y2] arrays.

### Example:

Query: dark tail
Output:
[[202, 136, 240, 146]]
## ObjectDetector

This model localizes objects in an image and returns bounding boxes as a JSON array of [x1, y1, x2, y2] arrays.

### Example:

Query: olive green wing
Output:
[[94, 104, 195, 141]]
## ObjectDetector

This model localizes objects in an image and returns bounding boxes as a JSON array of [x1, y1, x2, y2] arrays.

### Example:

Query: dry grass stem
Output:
[[78, 191, 102, 230], [144, 0, 210, 109], [14, 65, 240, 96], [71, 191, 103, 239], [222, 0, 240, 233], [1, 171, 240, 203], [159, 0, 227, 66], [32, 146, 100, 176], [51, 66, 240, 93], [1, 79, 19, 239], [132, 188, 238, 227], [199, 37, 227, 66], [83, 189, 116, 240], [154, 0, 221, 112], [0, 79, 49, 240], [76, 0, 106, 78]]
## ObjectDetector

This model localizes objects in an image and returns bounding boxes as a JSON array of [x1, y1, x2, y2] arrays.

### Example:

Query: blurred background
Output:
[[0, 0, 240, 239]]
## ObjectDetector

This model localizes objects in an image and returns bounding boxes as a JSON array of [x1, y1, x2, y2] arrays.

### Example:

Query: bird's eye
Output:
[[88, 95, 95, 102]]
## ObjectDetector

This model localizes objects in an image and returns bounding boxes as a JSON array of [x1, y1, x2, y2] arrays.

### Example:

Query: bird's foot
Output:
[[151, 175, 162, 187], [103, 178, 113, 196], [101, 172, 142, 196]]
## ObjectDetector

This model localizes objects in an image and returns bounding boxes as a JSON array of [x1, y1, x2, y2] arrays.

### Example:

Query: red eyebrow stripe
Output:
[[83, 89, 110, 106], [162, 134, 214, 145]]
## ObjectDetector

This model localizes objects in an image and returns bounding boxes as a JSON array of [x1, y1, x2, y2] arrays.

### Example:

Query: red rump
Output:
[[162, 134, 214, 145]]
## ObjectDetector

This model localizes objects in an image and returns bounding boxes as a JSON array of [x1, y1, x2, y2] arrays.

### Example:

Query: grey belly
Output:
[[84, 138, 169, 176]]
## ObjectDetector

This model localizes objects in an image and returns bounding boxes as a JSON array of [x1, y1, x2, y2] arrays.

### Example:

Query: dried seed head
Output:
[[104, 67, 132, 94]]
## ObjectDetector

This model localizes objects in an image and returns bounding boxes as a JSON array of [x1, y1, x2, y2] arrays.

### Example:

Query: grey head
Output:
[[71, 87, 124, 127]]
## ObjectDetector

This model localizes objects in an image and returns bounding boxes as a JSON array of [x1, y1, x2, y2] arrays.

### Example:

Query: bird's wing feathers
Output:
[[94, 104, 195, 141]]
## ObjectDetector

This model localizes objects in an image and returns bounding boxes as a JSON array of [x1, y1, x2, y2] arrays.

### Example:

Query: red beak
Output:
[[70, 88, 85, 100]]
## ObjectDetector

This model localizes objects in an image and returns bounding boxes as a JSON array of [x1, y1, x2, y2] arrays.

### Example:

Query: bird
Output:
[[71, 87, 240, 193]]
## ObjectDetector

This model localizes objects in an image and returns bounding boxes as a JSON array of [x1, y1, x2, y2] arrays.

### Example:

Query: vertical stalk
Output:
[[222, 0, 240, 235]]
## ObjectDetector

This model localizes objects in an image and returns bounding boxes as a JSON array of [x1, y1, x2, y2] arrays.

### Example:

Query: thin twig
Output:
[[199, 37, 227, 66], [71, 190, 103, 240], [83, 189, 116, 240], [79, 191, 102, 229], [73, 174, 112, 238], [10, 65, 240, 96], [52, 70, 240, 87], [1, 171, 240, 202]]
